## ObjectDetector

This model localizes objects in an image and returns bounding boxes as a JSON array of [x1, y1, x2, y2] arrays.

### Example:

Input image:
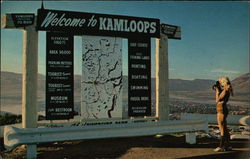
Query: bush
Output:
[[0, 113, 22, 126]]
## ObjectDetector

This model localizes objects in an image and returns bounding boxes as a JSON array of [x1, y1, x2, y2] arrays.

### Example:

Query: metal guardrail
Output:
[[0, 117, 156, 137], [181, 113, 250, 125], [4, 119, 208, 149]]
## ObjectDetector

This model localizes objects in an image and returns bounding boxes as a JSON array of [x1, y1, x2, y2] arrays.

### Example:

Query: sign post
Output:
[[156, 24, 181, 121], [2, 14, 38, 158], [155, 33, 169, 120]]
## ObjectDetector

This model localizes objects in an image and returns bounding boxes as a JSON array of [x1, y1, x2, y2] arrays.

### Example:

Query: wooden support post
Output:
[[22, 25, 38, 129], [2, 14, 38, 159], [155, 33, 169, 121], [22, 25, 38, 159], [186, 132, 196, 144]]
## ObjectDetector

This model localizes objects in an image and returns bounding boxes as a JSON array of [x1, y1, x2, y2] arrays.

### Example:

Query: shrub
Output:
[[0, 113, 22, 126]]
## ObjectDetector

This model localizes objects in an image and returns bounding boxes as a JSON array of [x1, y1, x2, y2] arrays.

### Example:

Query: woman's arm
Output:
[[217, 85, 230, 102], [215, 87, 221, 103]]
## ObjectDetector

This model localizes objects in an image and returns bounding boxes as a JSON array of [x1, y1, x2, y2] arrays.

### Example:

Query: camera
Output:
[[212, 81, 221, 91]]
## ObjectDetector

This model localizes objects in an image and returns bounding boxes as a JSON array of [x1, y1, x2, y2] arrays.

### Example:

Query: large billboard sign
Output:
[[37, 9, 160, 38], [39, 9, 165, 119], [46, 32, 74, 120], [128, 38, 151, 117]]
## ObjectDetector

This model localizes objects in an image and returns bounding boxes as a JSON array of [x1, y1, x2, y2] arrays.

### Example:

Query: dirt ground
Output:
[[1, 134, 250, 159]]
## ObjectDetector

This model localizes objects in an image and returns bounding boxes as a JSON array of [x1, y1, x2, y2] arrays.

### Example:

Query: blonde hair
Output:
[[218, 77, 234, 96], [218, 77, 230, 85]]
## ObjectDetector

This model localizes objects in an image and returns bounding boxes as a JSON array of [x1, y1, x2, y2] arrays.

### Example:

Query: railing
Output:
[[181, 113, 250, 125], [4, 119, 208, 150]]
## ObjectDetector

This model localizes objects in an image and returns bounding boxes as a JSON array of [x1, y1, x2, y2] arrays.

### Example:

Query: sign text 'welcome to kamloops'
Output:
[[37, 9, 160, 37]]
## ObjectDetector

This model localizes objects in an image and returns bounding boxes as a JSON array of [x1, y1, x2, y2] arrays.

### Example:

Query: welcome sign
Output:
[[37, 8, 163, 119], [37, 9, 160, 38]]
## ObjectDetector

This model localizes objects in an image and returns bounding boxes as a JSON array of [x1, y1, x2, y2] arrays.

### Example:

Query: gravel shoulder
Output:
[[1, 134, 250, 159]]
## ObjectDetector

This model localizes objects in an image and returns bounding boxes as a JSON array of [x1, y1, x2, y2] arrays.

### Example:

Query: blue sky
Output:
[[1, 1, 249, 80]]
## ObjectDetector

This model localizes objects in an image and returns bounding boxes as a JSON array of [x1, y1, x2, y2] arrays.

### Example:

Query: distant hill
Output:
[[1, 71, 249, 114], [230, 73, 250, 105], [232, 73, 250, 95], [168, 73, 250, 105], [169, 79, 215, 91]]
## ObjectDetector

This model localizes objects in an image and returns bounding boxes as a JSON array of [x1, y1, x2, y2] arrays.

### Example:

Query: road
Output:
[[1, 134, 250, 159]]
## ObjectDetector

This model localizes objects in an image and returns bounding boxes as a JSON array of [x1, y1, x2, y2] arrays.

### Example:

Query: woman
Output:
[[214, 77, 234, 152]]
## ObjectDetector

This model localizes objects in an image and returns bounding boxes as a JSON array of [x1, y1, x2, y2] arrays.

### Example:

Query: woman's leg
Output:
[[217, 113, 226, 148], [224, 117, 232, 149], [217, 113, 225, 136]]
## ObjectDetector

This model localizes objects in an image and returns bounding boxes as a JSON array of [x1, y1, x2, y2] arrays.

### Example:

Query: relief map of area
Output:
[[81, 36, 123, 119]]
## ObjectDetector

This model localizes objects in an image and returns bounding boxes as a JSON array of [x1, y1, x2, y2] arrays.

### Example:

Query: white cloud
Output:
[[210, 69, 240, 74]]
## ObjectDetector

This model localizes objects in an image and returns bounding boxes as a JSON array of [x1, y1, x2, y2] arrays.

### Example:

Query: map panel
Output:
[[81, 36, 123, 119]]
